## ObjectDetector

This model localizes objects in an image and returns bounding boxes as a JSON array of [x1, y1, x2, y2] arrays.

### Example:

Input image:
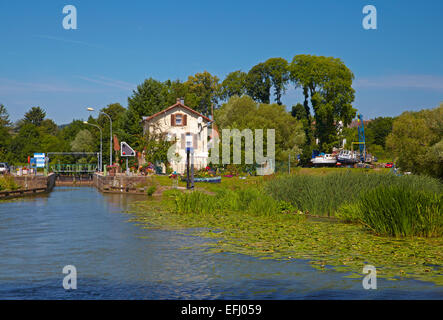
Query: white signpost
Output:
[[120, 142, 135, 175]]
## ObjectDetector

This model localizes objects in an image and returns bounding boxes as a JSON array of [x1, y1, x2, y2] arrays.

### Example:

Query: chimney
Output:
[[176, 97, 180, 103], [180, 97, 184, 105]]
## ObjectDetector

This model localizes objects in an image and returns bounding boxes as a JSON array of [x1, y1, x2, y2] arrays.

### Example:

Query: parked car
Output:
[[0, 162, 10, 174], [385, 162, 394, 168]]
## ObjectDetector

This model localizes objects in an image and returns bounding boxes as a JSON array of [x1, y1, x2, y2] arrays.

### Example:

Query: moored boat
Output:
[[311, 153, 337, 166], [337, 150, 359, 164]]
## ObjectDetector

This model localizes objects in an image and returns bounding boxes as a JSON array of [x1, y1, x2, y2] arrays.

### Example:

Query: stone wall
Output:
[[13, 173, 56, 191], [93, 173, 155, 192]]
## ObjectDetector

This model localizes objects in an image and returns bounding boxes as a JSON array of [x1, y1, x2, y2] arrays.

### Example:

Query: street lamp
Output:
[[87, 107, 113, 168], [83, 121, 103, 172]]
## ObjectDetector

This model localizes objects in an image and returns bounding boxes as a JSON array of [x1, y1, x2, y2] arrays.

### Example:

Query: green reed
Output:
[[337, 185, 442, 237], [265, 171, 442, 217]]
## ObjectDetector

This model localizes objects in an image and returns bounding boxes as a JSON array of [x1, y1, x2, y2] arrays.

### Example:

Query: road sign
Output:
[[30, 157, 45, 168], [34, 153, 45, 158], [121, 142, 135, 157]]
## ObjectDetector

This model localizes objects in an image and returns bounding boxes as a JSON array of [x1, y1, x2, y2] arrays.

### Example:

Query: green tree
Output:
[[289, 54, 356, 152], [365, 117, 394, 148], [0, 104, 12, 127], [386, 104, 442, 177], [264, 57, 289, 105], [0, 105, 12, 160], [39, 119, 58, 136], [71, 129, 95, 152], [23, 107, 46, 126], [127, 78, 168, 118], [220, 70, 247, 101], [245, 63, 271, 104], [215, 96, 305, 165], [184, 71, 221, 115], [10, 123, 41, 163]]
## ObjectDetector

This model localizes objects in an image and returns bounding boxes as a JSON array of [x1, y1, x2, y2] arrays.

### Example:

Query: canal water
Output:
[[0, 187, 441, 299]]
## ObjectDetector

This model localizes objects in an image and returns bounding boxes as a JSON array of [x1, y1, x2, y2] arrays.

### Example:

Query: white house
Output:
[[142, 98, 213, 174]]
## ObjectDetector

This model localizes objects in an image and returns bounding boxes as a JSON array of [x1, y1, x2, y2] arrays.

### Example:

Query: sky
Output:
[[1, 0, 442, 124]]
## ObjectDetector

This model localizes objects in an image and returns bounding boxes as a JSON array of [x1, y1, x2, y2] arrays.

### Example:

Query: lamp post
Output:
[[83, 121, 103, 172], [87, 108, 113, 168]]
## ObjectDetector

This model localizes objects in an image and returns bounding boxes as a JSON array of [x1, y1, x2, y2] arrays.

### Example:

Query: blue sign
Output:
[[31, 155, 46, 168]]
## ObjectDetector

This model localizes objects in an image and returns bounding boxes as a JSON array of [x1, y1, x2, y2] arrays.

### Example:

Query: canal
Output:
[[0, 187, 441, 299]]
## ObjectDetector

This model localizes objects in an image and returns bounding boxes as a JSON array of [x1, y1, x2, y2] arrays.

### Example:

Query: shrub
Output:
[[337, 185, 442, 237], [146, 186, 156, 196], [0, 176, 20, 191]]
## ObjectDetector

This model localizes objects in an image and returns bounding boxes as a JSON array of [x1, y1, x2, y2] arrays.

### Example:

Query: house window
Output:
[[175, 114, 183, 125], [171, 113, 187, 126]]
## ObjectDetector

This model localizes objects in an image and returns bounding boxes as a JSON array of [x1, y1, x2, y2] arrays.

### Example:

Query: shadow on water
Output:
[[0, 187, 441, 299]]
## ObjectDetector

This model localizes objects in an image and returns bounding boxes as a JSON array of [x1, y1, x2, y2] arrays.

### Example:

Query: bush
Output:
[[0, 176, 20, 191], [337, 185, 442, 237], [146, 186, 156, 196]]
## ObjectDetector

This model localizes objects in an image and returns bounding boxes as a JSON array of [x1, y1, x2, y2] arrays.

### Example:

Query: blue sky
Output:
[[1, 0, 442, 124]]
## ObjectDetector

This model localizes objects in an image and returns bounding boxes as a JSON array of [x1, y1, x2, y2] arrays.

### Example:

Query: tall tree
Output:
[[264, 58, 289, 105], [245, 63, 271, 104], [289, 54, 356, 151], [185, 71, 221, 115], [0, 105, 12, 160], [0, 104, 12, 127], [23, 107, 46, 126], [219, 70, 247, 101]]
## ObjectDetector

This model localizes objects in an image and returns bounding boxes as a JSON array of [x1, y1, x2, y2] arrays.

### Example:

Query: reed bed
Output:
[[337, 185, 442, 237], [174, 188, 293, 217], [265, 171, 442, 217]]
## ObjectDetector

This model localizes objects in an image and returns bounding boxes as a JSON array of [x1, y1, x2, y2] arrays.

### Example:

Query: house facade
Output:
[[142, 98, 212, 174]]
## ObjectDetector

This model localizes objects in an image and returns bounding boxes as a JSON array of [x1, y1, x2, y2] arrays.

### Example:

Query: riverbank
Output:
[[0, 173, 56, 200], [128, 172, 443, 286]]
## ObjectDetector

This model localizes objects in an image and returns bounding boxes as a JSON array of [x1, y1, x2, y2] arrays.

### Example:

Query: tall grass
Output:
[[175, 188, 287, 216], [265, 171, 442, 217], [337, 185, 442, 237]]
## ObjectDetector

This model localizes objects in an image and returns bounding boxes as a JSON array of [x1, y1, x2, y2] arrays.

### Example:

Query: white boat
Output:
[[311, 154, 337, 166], [337, 150, 359, 164]]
